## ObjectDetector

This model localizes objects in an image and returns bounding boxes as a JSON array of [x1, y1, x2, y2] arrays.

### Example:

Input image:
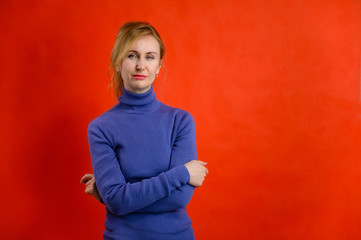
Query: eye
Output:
[[146, 55, 155, 60], [128, 53, 137, 58]]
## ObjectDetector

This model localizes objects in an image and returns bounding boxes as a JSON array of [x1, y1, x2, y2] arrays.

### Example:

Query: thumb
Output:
[[80, 173, 94, 183]]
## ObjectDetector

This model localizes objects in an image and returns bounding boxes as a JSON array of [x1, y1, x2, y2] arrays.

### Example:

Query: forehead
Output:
[[129, 35, 160, 53]]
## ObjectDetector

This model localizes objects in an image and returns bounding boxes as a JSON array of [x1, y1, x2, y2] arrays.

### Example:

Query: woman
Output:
[[81, 22, 208, 239]]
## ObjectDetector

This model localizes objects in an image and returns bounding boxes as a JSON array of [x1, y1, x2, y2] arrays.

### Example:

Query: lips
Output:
[[133, 74, 147, 80]]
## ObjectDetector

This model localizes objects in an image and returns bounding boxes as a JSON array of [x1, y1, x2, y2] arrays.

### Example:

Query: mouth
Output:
[[133, 74, 147, 80]]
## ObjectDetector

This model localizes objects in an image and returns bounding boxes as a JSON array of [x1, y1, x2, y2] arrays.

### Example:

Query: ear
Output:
[[156, 60, 162, 74], [115, 63, 121, 72]]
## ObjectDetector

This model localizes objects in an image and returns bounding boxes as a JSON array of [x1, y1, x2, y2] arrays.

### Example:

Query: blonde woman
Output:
[[81, 22, 208, 240]]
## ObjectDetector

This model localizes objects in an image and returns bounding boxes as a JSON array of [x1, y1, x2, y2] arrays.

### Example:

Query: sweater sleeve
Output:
[[136, 111, 197, 213], [87, 120, 191, 216]]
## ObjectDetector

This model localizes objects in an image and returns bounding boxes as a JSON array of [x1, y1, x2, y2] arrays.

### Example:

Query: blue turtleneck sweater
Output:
[[87, 86, 197, 240]]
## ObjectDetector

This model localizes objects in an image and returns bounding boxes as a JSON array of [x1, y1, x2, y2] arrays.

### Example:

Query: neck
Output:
[[124, 86, 152, 95], [117, 86, 159, 113]]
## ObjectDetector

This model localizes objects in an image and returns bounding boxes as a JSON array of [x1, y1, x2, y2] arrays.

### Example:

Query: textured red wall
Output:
[[1, 0, 361, 239]]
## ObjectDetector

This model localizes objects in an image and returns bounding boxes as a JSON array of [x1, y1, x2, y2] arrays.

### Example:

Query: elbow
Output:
[[172, 184, 195, 209], [108, 206, 130, 216], [105, 200, 129, 216], [102, 187, 133, 216], [172, 199, 190, 209]]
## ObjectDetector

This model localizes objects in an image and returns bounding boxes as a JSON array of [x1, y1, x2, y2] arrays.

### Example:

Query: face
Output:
[[117, 35, 162, 94]]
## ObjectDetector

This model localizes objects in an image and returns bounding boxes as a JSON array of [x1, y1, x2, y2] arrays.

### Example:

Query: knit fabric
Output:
[[87, 86, 197, 240]]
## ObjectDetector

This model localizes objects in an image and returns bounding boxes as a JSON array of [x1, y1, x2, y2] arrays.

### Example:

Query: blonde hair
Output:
[[109, 21, 165, 98]]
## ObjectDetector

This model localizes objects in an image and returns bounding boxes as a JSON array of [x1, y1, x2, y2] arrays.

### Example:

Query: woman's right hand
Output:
[[184, 160, 209, 187], [80, 173, 102, 202]]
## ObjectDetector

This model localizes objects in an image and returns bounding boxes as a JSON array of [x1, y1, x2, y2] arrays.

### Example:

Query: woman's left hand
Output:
[[80, 173, 102, 202]]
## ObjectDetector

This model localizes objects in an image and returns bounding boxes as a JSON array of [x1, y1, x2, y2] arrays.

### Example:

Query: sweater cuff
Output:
[[165, 165, 190, 189]]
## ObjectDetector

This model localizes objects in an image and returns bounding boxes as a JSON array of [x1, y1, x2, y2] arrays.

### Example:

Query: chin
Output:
[[130, 84, 152, 93]]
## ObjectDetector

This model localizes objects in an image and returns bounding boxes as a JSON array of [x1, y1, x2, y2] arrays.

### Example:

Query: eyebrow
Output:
[[128, 50, 158, 55]]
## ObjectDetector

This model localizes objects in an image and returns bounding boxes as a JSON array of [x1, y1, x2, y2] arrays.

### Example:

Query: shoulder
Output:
[[87, 104, 119, 132], [158, 102, 195, 123], [158, 102, 196, 134]]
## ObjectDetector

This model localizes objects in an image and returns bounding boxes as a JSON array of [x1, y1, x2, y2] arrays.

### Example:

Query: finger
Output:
[[200, 166, 208, 174], [85, 186, 90, 192], [80, 173, 94, 183], [86, 184, 95, 192], [86, 179, 95, 187], [85, 188, 93, 195], [197, 161, 208, 166], [80, 174, 92, 183], [80, 177, 88, 184]]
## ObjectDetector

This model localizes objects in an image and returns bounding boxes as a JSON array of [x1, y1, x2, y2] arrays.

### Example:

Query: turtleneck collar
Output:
[[117, 86, 159, 113]]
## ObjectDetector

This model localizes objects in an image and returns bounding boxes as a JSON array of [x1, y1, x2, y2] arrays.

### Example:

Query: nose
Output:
[[136, 58, 145, 71]]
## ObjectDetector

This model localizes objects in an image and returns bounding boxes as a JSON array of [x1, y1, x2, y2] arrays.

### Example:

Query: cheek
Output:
[[152, 64, 161, 75], [120, 62, 132, 75]]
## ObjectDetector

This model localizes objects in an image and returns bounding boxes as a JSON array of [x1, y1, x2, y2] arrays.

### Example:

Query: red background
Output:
[[1, 0, 361, 239]]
